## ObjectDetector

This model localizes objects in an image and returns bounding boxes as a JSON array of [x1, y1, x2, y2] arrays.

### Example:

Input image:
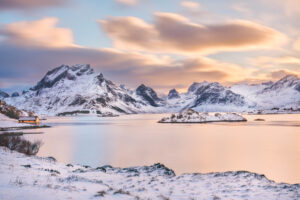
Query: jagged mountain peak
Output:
[[168, 89, 180, 99], [31, 64, 94, 91], [187, 81, 212, 93], [136, 84, 162, 107], [191, 82, 245, 107], [11, 92, 20, 97], [279, 74, 299, 81], [4, 64, 300, 115], [5, 64, 165, 115]]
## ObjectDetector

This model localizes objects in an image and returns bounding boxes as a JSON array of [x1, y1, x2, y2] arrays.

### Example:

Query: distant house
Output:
[[18, 116, 40, 124]]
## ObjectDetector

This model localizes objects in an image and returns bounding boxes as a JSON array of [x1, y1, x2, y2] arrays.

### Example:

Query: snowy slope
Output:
[[231, 75, 300, 110], [0, 147, 299, 200]]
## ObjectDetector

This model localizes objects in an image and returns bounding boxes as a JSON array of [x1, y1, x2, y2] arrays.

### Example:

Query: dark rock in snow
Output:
[[11, 92, 19, 97], [45, 156, 57, 162], [31, 65, 70, 91], [0, 90, 9, 98], [167, 89, 180, 99], [191, 82, 245, 107], [69, 95, 87, 106], [136, 84, 162, 107], [188, 82, 202, 93]]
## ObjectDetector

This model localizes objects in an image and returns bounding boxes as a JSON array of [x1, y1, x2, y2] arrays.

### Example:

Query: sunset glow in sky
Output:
[[0, 0, 300, 93]]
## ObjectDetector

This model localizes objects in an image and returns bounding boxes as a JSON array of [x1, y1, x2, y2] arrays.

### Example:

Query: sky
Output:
[[0, 0, 300, 94]]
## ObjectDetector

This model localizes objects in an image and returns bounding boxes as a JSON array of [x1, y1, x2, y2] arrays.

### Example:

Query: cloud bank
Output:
[[100, 12, 285, 54], [0, 18, 75, 48], [0, 0, 65, 10]]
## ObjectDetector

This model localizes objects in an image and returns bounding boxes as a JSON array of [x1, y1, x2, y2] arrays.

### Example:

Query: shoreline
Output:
[[0, 125, 51, 132]]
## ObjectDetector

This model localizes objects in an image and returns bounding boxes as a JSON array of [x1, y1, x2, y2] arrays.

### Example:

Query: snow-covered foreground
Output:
[[0, 147, 299, 200], [159, 109, 247, 123]]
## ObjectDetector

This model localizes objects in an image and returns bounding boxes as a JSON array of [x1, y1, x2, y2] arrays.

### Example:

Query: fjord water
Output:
[[25, 114, 300, 184]]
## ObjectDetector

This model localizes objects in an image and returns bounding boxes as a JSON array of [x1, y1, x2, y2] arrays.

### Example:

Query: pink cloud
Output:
[[100, 13, 285, 54], [0, 18, 76, 48]]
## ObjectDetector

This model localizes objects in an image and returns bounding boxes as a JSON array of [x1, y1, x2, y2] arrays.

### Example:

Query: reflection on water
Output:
[[24, 114, 300, 184]]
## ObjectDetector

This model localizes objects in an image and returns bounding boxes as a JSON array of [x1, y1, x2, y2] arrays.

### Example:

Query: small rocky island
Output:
[[159, 109, 247, 123]]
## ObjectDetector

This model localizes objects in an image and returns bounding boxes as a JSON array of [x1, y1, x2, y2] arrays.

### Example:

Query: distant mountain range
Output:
[[1, 64, 299, 116]]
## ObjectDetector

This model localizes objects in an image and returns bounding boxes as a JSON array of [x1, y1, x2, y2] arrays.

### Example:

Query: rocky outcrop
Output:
[[136, 84, 163, 107], [11, 92, 20, 97], [0, 100, 34, 119], [167, 89, 180, 99], [0, 90, 9, 98], [191, 82, 245, 107], [159, 109, 247, 123]]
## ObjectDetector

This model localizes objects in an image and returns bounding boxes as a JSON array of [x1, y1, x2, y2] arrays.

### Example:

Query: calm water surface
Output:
[[25, 114, 300, 183]]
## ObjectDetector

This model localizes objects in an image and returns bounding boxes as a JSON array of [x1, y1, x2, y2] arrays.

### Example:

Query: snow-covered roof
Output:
[[18, 116, 38, 121]]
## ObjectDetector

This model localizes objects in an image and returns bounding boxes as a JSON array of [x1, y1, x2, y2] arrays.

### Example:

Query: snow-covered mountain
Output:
[[166, 81, 249, 112], [231, 75, 300, 110], [4, 64, 163, 116], [2, 64, 300, 115]]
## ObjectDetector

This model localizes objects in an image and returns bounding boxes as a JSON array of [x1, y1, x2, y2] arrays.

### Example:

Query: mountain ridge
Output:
[[1, 64, 299, 115]]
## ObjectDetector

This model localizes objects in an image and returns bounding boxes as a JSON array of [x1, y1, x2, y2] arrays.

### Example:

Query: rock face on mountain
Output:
[[167, 89, 180, 99], [5, 64, 163, 116], [136, 84, 163, 107], [0, 90, 9, 99], [0, 100, 34, 119], [190, 82, 245, 107], [11, 92, 20, 97]]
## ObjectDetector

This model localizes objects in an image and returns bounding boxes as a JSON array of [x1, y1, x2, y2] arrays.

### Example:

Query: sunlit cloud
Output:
[[269, 69, 298, 79], [270, 0, 300, 16], [0, 0, 66, 10], [100, 12, 285, 55], [254, 56, 300, 65], [0, 18, 77, 48], [250, 55, 300, 79], [231, 3, 251, 15], [294, 38, 300, 51], [115, 0, 139, 6], [180, 1, 201, 11]]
